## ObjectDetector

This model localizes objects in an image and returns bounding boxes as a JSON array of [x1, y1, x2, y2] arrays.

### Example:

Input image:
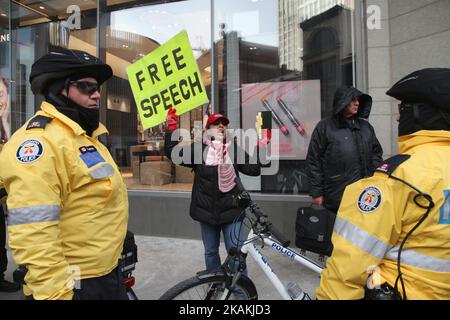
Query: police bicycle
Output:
[[159, 181, 324, 300]]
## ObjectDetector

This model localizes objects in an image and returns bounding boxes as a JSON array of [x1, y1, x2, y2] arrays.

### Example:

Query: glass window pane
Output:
[[6, 1, 97, 135], [214, 0, 355, 193], [102, 0, 211, 191]]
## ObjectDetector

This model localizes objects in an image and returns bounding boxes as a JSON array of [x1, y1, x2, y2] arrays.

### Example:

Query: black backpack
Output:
[[295, 205, 336, 256]]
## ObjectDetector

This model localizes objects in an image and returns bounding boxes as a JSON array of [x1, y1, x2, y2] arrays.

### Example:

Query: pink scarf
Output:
[[204, 139, 237, 193]]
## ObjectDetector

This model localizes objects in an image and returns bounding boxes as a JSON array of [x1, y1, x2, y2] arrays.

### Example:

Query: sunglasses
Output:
[[70, 81, 100, 95], [211, 119, 228, 126]]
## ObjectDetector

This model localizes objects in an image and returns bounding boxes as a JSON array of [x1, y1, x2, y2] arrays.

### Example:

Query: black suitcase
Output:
[[295, 205, 336, 256]]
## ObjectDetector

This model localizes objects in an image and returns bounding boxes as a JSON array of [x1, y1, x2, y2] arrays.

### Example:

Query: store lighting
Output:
[[39, 6, 45, 10]]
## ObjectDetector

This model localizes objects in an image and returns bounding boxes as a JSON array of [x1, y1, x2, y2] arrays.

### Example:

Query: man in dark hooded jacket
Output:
[[306, 86, 383, 212]]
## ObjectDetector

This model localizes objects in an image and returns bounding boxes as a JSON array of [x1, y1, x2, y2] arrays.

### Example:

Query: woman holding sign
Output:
[[165, 106, 263, 278]]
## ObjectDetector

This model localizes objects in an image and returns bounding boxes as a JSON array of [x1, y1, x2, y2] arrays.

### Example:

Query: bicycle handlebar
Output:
[[249, 203, 291, 248], [267, 222, 291, 248], [234, 177, 291, 248]]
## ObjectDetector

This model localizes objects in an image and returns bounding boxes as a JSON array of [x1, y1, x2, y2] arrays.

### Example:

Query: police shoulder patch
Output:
[[26, 115, 53, 130], [16, 139, 44, 163], [375, 154, 411, 176], [357, 186, 382, 213], [79, 145, 105, 168]]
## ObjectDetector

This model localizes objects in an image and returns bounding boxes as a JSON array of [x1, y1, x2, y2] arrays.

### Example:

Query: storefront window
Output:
[[102, 0, 211, 192], [3, 0, 357, 196], [98, 0, 356, 194], [3, 0, 450, 197], [4, 1, 98, 135], [214, 0, 355, 193]]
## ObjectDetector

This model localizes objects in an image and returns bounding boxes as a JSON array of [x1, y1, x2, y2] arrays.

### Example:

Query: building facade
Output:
[[0, 0, 449, 240]]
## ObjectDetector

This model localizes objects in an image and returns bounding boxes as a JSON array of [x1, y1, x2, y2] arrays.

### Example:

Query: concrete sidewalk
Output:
[[0, 235, 323, 300]]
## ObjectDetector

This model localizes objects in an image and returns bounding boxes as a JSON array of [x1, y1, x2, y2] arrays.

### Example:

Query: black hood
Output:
[[332, 86, 372, 119]]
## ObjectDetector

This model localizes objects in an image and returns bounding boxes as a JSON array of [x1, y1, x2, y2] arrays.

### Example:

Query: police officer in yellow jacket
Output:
[[316, 68, 450, 300], [0, 49, 128, 300]]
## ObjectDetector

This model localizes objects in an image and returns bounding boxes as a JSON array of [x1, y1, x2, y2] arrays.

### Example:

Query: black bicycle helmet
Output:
[[386, 68, 450, 114], [29, 48, 113, 95]]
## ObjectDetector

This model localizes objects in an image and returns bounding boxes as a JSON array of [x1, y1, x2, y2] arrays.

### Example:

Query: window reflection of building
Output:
[[299, 0, 354, 21], [279, 0, 302, 72], [217, 30, 281, 122], [278, 0, 354, 73], [278, 0, 354, 118], [239, 40, 281, 83], [301, 5, 353, 118]]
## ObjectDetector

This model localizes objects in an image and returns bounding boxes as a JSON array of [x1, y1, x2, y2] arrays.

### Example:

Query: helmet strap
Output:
[[412, 104, 421, 122], [399, 103, 450, 136]]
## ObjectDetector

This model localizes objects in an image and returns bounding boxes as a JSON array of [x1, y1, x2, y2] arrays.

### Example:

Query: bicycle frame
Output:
[[241, 229, 324, 300]]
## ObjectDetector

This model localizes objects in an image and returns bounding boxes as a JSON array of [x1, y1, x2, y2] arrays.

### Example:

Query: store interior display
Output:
[[241, 80, 321, 161]]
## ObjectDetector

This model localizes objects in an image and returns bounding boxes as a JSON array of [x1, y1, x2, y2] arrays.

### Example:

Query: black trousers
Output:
[[25, 265, 129, 300], [0, 205, 7, 277], [73, 265, 129, 300]]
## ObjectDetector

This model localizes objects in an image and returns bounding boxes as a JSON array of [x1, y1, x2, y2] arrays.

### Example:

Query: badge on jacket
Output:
[[16, 139, 44, 163], [357, 186, 382, 213], [79, 145, 105, 168]]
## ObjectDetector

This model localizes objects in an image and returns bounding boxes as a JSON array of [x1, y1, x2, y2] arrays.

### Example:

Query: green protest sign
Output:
[[126, 30, 209, 129]]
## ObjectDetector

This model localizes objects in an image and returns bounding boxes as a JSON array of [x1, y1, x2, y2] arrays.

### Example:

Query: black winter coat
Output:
[[165, 131, 261, 225], [306, 87, 383, 211]]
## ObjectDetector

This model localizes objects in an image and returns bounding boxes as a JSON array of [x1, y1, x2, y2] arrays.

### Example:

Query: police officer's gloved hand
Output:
[[165, 108, 179, 131]]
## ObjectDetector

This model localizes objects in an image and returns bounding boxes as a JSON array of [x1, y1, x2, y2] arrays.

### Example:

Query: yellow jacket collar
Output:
[[398, 130, 450, 154], [40, 101, 108, 138]]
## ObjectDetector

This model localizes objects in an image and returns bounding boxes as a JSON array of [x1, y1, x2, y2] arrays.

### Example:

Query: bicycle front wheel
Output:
[[159, 274, 258, 300]]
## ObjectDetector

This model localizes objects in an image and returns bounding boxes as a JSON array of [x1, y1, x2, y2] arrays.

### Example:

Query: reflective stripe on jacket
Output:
[[316, 130, 450, 300], [0, 102, 128, 300]]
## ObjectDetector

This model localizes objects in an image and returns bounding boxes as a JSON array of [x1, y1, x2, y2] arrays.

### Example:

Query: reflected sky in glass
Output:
[[111, 0, 211, 56], [215, 0, 277, 46], [111, 0, 278, 54]]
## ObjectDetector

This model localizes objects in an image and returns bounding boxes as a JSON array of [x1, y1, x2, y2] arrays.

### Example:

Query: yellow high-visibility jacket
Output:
[[0, 102, 128, 300], [317, 130, 450, 300]]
